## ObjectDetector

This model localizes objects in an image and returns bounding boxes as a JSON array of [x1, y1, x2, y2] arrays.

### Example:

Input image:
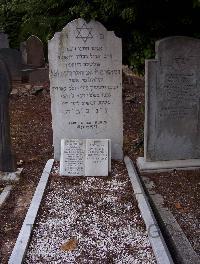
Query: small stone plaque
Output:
[[60, 139, 85, 176], [60, 139, 110, 176], [85, 139, 109, 176]]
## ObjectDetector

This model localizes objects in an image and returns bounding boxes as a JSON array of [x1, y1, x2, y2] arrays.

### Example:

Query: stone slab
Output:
[[0, 168, 23, 181], [49, 18, 123, 160], [29, 68, 49, 84], [60, 139, 110, 176], [137, 157, 200, 173], [8, 159, 54, 264], [144, 37, 200, 162], [0, 185, 12, 207], [124, 156, 174, 264], [142, 176, 200, 264]]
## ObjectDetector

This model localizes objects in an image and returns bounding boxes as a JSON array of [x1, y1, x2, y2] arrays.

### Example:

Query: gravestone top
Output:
[[144, 36, 200, 161], [0, 33, 9, 49], [60, 138, 110, 176], [49, 18, 123, 160], [26, 35, 45, 67], [0, 58, 16, 172]]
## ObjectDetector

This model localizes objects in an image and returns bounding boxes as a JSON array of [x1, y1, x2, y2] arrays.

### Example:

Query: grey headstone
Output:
[[26, 35, 45, 67], [145, 36, 200, 161], [60, 139, 110, 176], [0, 33, 9, 49], [49, 18, 123, 160], [0, 48, 22, 80], [0, 58, 16, 172]]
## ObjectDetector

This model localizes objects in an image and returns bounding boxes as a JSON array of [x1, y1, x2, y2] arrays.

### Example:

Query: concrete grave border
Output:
[[0, 185, 12, 208], [124, 156, 174, 264], [0, 168, 23, 181], [141, 176, 200, 264], [8, 159, 54, 264]]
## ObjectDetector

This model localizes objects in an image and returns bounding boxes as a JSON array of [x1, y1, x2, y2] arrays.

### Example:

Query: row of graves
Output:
[[0, 32, 48, 84], [1, 18, 199, 263]]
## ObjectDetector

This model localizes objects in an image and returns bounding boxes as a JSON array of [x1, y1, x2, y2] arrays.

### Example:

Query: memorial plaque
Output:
[[60, 139, 110, 176], [60, 139, 85, 176], [85, 139, 109, 176], [49, 18, 123, 160], [145, 36, 200, 161]]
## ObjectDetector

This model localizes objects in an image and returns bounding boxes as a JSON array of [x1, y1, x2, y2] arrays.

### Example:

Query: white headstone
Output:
[[60, 139, 110, 176], [48, 18, 123, 160]]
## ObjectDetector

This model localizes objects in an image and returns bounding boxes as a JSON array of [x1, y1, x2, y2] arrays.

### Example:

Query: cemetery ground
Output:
[[0, 68, 199, 263]]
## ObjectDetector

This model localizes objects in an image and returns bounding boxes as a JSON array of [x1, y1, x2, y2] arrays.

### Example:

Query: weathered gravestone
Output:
[[137, 36, 200, 172], [0, 49, 22, 80], [0, 58, 16, 172], [49, 18, 123, 160], [0, 33, 9, 49], [26, 35, 45, 67], [60, 139, 110, 176]]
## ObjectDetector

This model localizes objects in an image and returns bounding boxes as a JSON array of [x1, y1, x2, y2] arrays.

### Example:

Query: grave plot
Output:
[[24, 161, 156, 264]]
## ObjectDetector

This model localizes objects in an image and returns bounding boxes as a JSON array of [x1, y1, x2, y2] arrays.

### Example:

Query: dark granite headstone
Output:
[[26, 35, 45, 67], [0, 58, 16, 172], [0, 33, 9, 48], [0, 48, 22, 80]]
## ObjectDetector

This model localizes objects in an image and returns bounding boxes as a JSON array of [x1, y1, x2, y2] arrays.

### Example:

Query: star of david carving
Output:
[[76, 22, 93, 43]]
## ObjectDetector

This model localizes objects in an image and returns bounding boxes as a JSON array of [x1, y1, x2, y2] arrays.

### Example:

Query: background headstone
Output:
[[49, 18, 123, 160], [0, 33, 9, 49], [60, 139, 110, 176], [26, 35, 45, 67], [0, 58, 16, 172], [20, 41, 27, 64], [144, 36, 200, 161], [0, 48, 22, 80]]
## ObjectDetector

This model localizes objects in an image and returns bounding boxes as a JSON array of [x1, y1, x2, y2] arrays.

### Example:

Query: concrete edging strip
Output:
[[8, 159, 54, 264], [124, 156, 174, 264], [0, 185, 12, 207], [142, 176, 200, 264]]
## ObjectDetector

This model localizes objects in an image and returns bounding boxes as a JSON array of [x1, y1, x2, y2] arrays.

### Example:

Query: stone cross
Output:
[[0, 58, 16, 172]]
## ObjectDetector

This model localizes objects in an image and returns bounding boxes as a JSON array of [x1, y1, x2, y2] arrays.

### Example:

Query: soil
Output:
[[0, 66, 199, 262]]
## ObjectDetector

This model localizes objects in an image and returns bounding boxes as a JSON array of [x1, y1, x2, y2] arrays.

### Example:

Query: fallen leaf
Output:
[[175, 202, 182, 209], [60, 238, 78, 251]]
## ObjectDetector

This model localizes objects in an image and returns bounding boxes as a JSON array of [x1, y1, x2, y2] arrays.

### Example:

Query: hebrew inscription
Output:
[[145, 37, 200, 161], [60, 139, 110, 176], [49, 18, 123, 160]]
